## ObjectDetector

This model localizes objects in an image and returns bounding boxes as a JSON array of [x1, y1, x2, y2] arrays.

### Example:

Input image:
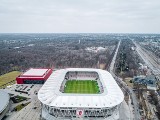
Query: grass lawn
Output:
[[0, 71, 21, 88], [15, 102, 30, 111], [11, 95, 28, 103], [64, 80, 100, 94]]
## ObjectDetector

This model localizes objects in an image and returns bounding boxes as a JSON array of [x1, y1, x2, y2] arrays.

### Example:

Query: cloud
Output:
[[0, 0, 160, 33]]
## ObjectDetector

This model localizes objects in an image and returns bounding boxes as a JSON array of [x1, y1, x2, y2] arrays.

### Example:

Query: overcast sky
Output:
[[0, 0, 160, 33]]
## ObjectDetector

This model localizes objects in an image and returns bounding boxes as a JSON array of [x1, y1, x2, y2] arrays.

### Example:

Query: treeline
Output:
[[0, 34, 118, 75], [115, 39, 142, 78]]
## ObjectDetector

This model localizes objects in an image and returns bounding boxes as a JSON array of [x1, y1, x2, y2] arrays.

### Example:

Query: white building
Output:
[[38, 68, 124, 120], [0, 90, 10, 120]]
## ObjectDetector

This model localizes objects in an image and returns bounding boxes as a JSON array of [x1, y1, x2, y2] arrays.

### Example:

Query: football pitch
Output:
[[64, 80, 100, 94]]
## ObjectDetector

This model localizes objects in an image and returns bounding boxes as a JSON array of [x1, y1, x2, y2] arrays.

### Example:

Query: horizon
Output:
[[0, 0, 160, 33], [0, 32, 160, 34]]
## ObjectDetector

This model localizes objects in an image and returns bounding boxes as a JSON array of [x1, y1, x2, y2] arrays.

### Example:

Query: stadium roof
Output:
[[0, 90, 10, 113], [38, 68, 124, 108], [22, 68, 48, 76]]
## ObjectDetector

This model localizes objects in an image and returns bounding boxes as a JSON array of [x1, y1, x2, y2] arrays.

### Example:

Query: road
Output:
[[129, 88, 141, 120], [109, 39, 141, 120], [119, 100, 131, 120], [115, 77, 141, 120], [132, 40, 160, 75], [109, 39, 121, 75]]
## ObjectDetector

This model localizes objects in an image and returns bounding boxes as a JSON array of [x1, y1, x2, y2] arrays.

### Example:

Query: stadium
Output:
[[38, 68, 124, 120], [0, 90, 10, 120]]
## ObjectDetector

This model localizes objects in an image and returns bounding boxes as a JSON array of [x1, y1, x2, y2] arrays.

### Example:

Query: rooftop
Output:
[[22, 68, 48, 77], [133, 75, 158, 90], [38, 68, 124, 108], [0, 90, 10, 113]]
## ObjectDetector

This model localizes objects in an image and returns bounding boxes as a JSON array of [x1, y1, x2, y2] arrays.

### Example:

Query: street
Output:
[[132, 40, 160, 75], [109, 39, 141, 120]]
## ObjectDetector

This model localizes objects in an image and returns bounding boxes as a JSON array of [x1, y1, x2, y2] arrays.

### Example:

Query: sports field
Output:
[[64, 80, 100, 94]]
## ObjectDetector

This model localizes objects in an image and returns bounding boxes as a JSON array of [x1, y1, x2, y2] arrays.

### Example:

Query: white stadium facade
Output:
[[38, 68, 124, 120], [0, 90, 10, 120]]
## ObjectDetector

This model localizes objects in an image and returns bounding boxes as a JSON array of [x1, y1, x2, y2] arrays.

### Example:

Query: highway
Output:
[[109, 39, 141, 120]]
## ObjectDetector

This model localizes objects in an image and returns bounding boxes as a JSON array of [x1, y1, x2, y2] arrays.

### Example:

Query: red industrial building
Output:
[[16, 68, 52, 84]]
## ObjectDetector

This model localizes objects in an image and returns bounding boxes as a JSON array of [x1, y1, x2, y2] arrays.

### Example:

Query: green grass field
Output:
[[0, 71, 21, 88], [64, 80, 100, 94]]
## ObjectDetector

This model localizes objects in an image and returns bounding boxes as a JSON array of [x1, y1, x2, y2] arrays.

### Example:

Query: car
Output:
[[33, 107, 37, 109], [133, 89, 137, 91]]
